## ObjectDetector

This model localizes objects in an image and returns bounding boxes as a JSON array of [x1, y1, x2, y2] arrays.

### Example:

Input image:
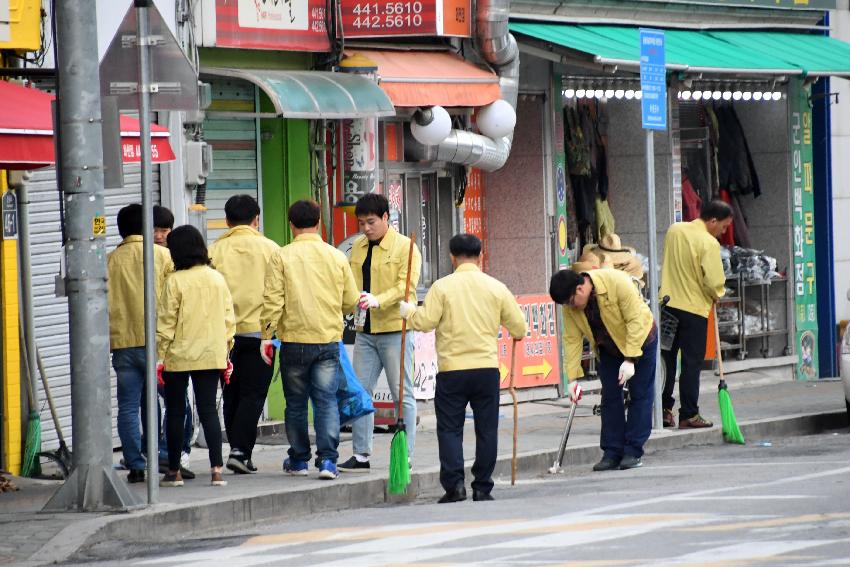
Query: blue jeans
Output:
[[598, 333, 657, 460], [157, 387, 193, 462], [113, 347, 158, 471], [351, 331, 416, 457], [281, 342, 340, 463]]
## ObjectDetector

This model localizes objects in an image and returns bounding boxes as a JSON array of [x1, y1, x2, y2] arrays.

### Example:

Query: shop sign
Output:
[[553, 76, 569, 270], [2, 191, 17, 240], [463, 168, 487, 271], [339, 0, 472, 38], [639, 0, 835, 8], [640, 28, 667, 131], [788, 79, 819, 380], [497, 295, 561, 389], [339, 118, 378, 206], [211, 0, 330, 51], [387, 175, 403, 231]]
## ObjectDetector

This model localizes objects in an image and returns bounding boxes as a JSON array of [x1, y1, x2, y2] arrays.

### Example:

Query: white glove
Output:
[[399, 300, 416, 319], [617, 360, 636, 386], [260, 339, 275, 366], [568, 381, 583, 403], [359, 292, 379, 310]]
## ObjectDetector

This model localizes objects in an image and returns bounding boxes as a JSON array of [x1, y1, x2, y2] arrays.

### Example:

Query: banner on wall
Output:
[[463, 168, 488, 271], [553, 76, 569, 271], [210, 0, 331, 51], [788, 79, 819, 380]]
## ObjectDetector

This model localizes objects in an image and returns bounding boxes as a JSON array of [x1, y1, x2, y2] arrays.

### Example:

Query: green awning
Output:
[[510, 23, 850, 77], [201, 67, 396, 119]]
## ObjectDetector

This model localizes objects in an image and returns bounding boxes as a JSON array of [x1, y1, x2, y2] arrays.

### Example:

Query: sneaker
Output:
[[283, 457, 309, 476], [211, 471, 227, 486], [246, 460, 257, 473], [318, 459, 338, 480], [127, 469, 145, 484], [679, 414, 714, 429], [619, 455, 643, 470], [338, 456, 371, 473], [592, 457, 621, 472], [179, 466, 196, 480], [160, 471, 184, 487], [226, 451, 252, 475], [662, 409, 676, 428], [180, 451, 191, 470]]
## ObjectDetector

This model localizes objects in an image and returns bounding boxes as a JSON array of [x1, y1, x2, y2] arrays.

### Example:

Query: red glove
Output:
[[156, 361, 165, 386], [222, 359, 234, 384], [260, 339, 275, 366]]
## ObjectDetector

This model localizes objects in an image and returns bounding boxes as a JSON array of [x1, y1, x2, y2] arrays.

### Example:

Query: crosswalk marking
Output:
[[678, 513, 850, 533], [650, 540, 836, 566]]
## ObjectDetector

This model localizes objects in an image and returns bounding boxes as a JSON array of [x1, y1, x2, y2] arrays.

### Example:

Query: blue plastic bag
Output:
[[336, 342, 375, 425]]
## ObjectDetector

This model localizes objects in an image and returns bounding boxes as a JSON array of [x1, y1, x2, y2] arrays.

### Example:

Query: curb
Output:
[[37, 408, 844, 563]]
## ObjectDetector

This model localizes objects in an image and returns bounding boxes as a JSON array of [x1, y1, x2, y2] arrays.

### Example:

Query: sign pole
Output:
[[639, 28, 666, 431]]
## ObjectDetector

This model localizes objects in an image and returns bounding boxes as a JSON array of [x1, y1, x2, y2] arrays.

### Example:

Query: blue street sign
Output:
[[640, 28, 667, 131]]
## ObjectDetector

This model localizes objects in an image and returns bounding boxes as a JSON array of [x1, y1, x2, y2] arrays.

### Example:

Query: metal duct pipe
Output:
[[408, 0, 519, 172]]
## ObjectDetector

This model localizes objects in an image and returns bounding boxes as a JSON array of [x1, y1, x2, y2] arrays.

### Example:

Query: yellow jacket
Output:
[[407, 263, 527, 372], [260, 233, 359, 344], [156, 265, 235, 371], [349, 227, 422, 333], [659, 219, 726, 318], [107, 235, 173, 350], [209, 225, 280, 335], [562, 269, 654, 381]]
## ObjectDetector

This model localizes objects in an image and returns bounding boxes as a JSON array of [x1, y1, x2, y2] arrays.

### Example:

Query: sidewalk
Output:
[[2, 372, 846, 566]]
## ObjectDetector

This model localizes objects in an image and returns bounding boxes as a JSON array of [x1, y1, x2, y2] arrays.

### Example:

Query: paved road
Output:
[[69, 429, 850, 566]]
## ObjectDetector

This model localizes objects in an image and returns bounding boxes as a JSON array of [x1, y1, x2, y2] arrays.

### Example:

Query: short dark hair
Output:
[[700, 199, 733, 222], [117, 204, 143, 239], [549, 269, 584, 305], [224, 194, 261, 226], [449, 234, 482, 258], [153, 205, 174, 230], [166, 225, 211, 270], [354, 193, 389, 219], [288, 199, 321, 229]]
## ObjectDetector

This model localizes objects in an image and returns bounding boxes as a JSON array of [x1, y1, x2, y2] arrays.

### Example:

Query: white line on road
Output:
[[651, 540, 836, 566]]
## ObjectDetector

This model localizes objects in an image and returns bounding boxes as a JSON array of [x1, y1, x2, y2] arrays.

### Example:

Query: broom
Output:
[[21, 323, 42, 478], [713, 304, 745, 444], [388, 232, 416, 495]]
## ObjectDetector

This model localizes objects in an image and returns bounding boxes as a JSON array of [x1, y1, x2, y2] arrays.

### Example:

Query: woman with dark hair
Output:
[[157, 225, 235, 487]]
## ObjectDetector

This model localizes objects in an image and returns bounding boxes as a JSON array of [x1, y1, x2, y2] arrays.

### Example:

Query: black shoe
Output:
[[246, 459, 257, 472], [592, 457, 621, 472], [438, 485, 467, 504], [338, 456, 371, 473], [226, 452, 253, 474], [472, 489, 494, 502], [127, 469, 145, 483], [179, 466, 196, 480], [619, 455, 643, 470]]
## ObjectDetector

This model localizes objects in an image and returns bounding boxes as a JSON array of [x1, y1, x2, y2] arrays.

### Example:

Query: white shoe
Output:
[[180, 452, 191, 469]]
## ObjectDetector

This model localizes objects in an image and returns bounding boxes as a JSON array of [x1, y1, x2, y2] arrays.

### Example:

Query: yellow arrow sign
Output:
[[522, 358, 552, 378], [499, 363, 509, 383]]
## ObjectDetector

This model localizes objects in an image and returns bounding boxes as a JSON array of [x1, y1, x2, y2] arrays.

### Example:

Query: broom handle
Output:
[[509, 338, 519, 485], [397, 232, 416, 423], [713, 303, 725, 381]]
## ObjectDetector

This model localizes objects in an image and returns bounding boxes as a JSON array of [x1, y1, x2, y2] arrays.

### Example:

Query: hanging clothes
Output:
[[715, 105, 761, 197], [718, 188, 736, 246], [730, 191, 752, 249], [681, 175, 702, 222], [595, 196, 616, 240]]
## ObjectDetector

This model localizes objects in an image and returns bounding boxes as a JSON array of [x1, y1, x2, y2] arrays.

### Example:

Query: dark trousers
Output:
[[598, 333, 657, 460], [662, 307, 708, 421], [434, 368, 500, 495], [163, 370, 222, 470], [222, 336, 274, 458]]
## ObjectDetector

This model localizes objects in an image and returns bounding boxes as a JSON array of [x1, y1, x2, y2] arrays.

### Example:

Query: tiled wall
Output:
[[832, 3, 850, 322]]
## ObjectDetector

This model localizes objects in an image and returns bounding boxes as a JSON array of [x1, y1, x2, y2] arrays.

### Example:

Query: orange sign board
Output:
[[497, 294, 561, 389]]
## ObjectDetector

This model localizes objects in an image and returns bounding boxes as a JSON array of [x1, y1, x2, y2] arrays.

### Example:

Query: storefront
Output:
[[506, 16, 850, 381]]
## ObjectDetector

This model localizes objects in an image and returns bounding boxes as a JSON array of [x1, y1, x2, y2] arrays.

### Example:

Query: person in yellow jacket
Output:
[[107, 204, 173, 485], [551, 268, 657, 472], [259, 200, 359, 480], [157, 225, 235, 488], [209, 195, 279, 475], [339, 193, 422, 473], [660, 200, 732, 429], [400, 234, 526, 503]]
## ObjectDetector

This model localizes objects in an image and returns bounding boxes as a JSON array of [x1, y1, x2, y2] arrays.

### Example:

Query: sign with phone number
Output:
[[340, 0, 471, 38]]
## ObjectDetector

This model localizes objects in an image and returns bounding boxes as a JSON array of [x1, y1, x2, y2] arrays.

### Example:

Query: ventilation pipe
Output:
[[407, 0, 519, 172]]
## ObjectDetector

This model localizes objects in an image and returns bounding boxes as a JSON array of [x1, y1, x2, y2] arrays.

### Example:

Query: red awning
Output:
[[0, 80, 176, 170]]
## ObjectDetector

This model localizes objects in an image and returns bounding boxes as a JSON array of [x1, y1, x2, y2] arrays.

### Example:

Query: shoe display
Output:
[[338, 456, 371, 473], [679, 414, 714, 429], [472, 489, 494, 502], [160, 471, 184, 487], [127, 469, 145, 483], [438, 485, 467, 504], [592, 457, 621, 472], [663, 409, 676, 428], [283, 457, 309, 476], [226, 451, 252, 474], [211, 471, 227, 486], [318, 459, 339, 480], [619, 455, 643, 470]]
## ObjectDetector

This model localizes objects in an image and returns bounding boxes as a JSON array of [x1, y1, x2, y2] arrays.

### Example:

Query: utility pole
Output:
[[44, 0, 140, 511]]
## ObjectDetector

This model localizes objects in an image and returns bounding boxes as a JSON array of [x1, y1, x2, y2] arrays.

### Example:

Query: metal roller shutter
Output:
[[204, 78, 259, 243], [28, 164, 160, 450]]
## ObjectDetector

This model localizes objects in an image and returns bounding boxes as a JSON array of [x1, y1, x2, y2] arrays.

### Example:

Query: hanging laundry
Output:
[[681, 175, 702, 222]]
